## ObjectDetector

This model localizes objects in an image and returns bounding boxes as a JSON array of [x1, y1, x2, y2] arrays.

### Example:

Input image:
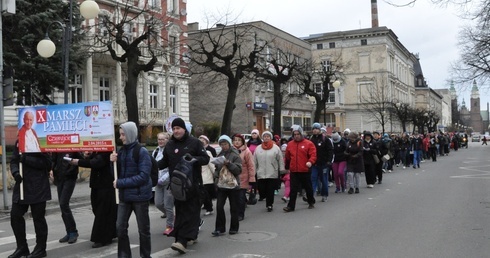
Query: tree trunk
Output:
[[272, 81, 282, 136], [313, 98, 323, 123], [124, 56, 140, 128], [220, 79, 239, 136]]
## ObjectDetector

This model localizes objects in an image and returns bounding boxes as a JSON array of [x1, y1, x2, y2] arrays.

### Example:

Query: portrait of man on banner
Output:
[[18, 110, 41, 153]]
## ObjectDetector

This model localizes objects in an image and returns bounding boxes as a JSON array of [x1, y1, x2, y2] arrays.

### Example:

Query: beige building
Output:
[[304, 26, 417, 133]]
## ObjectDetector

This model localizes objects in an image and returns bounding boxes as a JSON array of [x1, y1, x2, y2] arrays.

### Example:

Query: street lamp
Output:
[[36, 0, 99, 104], [332, 80, 341, 129]]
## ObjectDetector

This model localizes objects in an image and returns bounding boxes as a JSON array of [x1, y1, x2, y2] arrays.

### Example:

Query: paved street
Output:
[[0, 142, 489, 257]]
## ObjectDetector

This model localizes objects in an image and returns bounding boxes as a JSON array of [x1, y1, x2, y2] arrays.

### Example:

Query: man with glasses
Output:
[[283, 125, 317, 212]]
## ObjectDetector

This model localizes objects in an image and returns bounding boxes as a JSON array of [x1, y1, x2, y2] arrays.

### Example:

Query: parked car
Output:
[[472, 135, 481, 142]]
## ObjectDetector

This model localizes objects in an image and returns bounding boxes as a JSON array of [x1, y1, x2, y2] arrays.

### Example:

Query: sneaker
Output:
[[59, 234, 69, 243], [163, 226, 173, 235], [388, 170, 392, 173], [367, 184, 374, 188], [382, 168, 387, 173], [396, 163, 399, 167], [204, 210, 214, 216], [267, 206, 273, 212], [238, 216, 244, 221], [281, 196, 289, 203], [161, 213, 167, 219], [199, 219, 204, 231], [212, 230, 225, 236], [229, 230, 238, 235], [302, 196, 308, 202], [341, 188, 346, 193], [413, 165, 416, 169], [417, 164, 420, 168], [274, 190, 279, 195], [188, 239, 197, 246], [403, 166, 406, 169], [171, 242, 187, 254], [335, 188, 340, 193], [328, 182, 334, 187], [308, 204, 315, 209], [321, 196, 327, 202], [355, 188, 360, 194], [348, 188, 354, 194]]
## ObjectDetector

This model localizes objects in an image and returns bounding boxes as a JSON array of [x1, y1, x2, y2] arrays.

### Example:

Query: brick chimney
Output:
[[371, 0, 379, 28]]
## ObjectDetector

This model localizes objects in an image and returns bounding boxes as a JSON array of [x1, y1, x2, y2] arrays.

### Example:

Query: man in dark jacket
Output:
[[50, 152, 83, 244], [158, 117, 210, 254], [309, 123, 333, 202], [110, 121, 153, 258], [9, 141, 52, 258]]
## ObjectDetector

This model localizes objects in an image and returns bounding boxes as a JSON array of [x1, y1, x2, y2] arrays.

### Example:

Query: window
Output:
[[71, 74, 83, 103], [361, 39, 367, 45], [149, 84, 158, 109], [169, 35, 178, 65], [329, 42, 335, 48], [170, 86, 176, 113], [124, 23, 133, 42], [314, 83, 323, 95], [167, 0, 178, 14], [149, 0, 159, 8], [328, 91, 335, 103], [266, 80, 273, 92], [321, 60, 331, 72], [99, 78, 110, 101], [283, 116, 292, 130], [316, 43, 323, 50]]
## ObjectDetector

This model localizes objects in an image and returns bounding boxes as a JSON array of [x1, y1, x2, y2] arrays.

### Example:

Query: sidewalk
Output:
[[0, 179, 92, 222]]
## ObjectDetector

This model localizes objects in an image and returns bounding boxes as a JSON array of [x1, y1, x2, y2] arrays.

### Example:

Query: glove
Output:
[[14, 173, 23, 184]]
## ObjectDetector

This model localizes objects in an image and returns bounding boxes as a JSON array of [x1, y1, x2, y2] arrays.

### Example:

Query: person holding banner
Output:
[[9, 141, 52, 258], [50, 152, 83, 244], [158, 117, 210, 254], [110, 121, 153, 258], [70, 151, 117, 248]]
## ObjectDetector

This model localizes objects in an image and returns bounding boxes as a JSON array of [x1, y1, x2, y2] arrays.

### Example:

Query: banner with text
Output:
[[18, 101, 115, 153]]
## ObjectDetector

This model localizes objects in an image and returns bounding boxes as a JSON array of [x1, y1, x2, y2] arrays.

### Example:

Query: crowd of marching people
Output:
[[8, 117, 470, 257]]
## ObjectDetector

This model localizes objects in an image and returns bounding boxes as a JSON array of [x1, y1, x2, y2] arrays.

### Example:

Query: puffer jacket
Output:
[[10, 141, 52, 204], [254, 143, 285, 179], [236, 145, 256, 189], [116, 141, 153, 202], [285, 138, 317, 173]]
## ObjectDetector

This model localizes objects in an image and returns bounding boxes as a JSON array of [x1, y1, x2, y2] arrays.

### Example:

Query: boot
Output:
[[26, 247, 46, 258], [8, 246, 29, 258], [68, 231, 79, 244]]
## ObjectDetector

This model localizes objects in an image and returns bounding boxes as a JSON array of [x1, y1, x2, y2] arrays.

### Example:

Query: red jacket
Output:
[[285, 138, 317, 173]]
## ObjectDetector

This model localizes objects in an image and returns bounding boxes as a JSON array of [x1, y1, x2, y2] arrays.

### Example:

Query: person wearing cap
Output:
[[331, 132, 347, 193], [283, 125, 317, 212], [309, 123, 333, 202], [110, 122, 153, 258], [247, 129, 262, 154], [345, 131, 364, 194], [199, 135, 217, 157], [212, 135, 242, 236], [254, 131, 285, 212], [157, 118, 210, 254], [362, 131, 378, 188], [232, 133, 256, 220]]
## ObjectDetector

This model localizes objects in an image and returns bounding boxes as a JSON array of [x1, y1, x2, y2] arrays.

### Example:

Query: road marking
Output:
[[0, 238, 88, 257], [0, 233, 35, 245]]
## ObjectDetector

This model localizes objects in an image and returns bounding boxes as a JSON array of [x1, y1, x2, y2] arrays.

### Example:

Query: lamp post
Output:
[[332, 80, 341, 129], [36, 0, 99, 104]]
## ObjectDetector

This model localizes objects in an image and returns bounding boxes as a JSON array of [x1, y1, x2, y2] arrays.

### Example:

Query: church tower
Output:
[[470, 80, 483, 133]]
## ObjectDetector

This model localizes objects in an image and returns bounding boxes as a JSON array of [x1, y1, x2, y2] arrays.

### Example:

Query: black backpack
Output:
[[170, 153, 197, 201], [132, 144, 159, 187]]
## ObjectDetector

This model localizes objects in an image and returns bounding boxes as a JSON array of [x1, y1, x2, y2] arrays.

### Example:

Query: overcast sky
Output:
[[187, 0, 488, 110]]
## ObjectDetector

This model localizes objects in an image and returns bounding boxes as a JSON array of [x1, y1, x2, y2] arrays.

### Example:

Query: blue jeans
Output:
[[413, 150, 422, 167], [56, 178, 77, 233], [311, 165, 329, 197], [117, 201, 151, 258]]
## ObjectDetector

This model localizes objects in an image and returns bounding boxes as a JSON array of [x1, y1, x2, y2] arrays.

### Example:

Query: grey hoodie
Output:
[[120, 121, 138, 145]]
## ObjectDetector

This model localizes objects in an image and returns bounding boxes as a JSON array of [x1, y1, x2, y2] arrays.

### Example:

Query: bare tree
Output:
[[295, 56, 345, 123], [391, 102, 412, 133], [186, 23, 263, 136], [90, 1, 164, 127], [360, 78, 392, 133], [251, 43, 302, 135]]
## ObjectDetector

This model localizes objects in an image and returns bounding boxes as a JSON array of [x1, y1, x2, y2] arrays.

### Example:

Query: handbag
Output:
[[382, 154, 391, 162], [247, 191, 258, 205], [217, 166, 238, 189], [372, 154, 380, 164]]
